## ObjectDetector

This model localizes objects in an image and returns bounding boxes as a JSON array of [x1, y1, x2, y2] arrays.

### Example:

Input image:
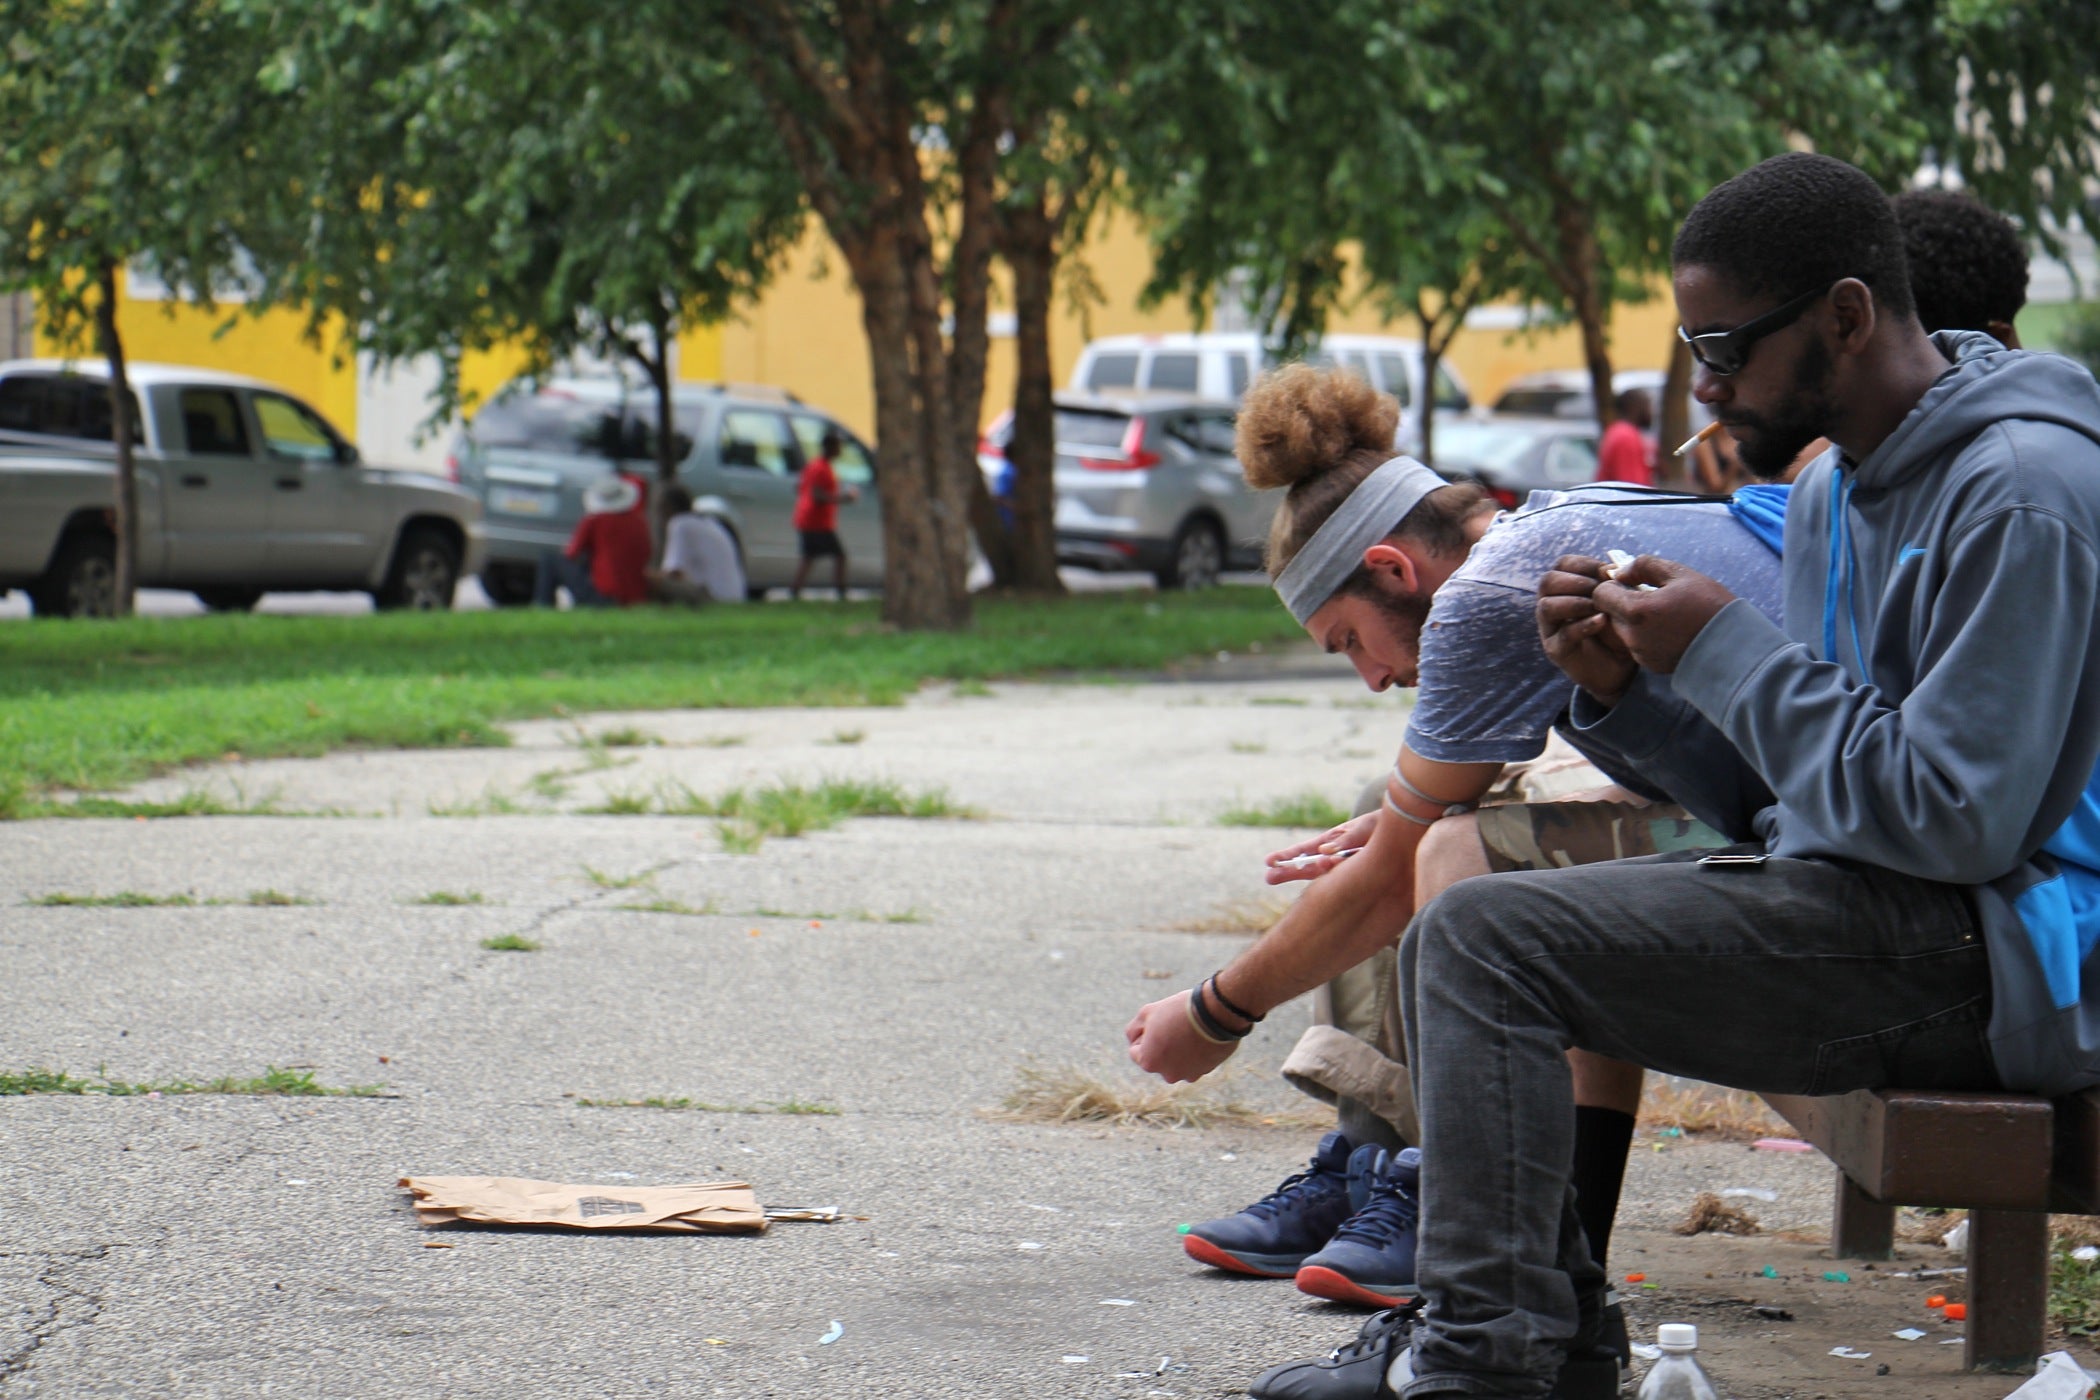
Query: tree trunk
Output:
[[1545, 190, 1617, 427], [1417, 343, 1443, 467], [1001, 194, 1064, 593], [854, 233, 972, 631], [1657, 334, 1694, 488], [94, 262, 137, 618], [648, 318, 677, 485]]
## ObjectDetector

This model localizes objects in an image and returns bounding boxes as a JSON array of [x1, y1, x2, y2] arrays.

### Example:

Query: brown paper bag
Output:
[[400, 1176, 767, 1233]]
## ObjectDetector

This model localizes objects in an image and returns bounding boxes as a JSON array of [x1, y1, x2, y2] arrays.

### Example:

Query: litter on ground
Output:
[[1830, 1346, 1872, 1359], [818, 1321, 844, 1346]]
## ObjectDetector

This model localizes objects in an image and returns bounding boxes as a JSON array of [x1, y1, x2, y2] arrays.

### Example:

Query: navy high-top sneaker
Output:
[[1294, 1147, 1420, 1309], [1181, 1131, 1360, 1277]]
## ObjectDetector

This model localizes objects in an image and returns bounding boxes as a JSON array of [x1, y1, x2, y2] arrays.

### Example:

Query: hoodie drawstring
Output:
[[1823, 468, 1864, 669]]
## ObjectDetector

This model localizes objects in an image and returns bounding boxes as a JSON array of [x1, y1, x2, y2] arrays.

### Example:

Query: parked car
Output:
[[1013, 390, 1271, 589], [1491, 367, 1714, 434], [453, 376, 880, 603], [1427, 416, 1600, 509], [0, 360, 482, 617], [1067, 332, 1472, 460]]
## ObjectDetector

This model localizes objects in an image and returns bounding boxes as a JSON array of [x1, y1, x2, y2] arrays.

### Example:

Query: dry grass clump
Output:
[[1168, 895, 1294, 935], [993, 1065, 1324, 1131], [1676, 1191, 1762, 1236], [1638, 1079, 1786, 1139]]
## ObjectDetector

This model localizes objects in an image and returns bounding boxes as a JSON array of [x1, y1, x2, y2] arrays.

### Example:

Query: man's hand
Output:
[[1592, 556, 1738, 674], [1126, 991, 1237, 1083], [1264, 812, 1378, 884], [1538, 556, 1638, 704]]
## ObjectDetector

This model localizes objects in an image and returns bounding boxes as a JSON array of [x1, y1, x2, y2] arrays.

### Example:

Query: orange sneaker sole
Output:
[[1180, 1233, 1299, 1278], [1294, 1264, 1415, 1309]]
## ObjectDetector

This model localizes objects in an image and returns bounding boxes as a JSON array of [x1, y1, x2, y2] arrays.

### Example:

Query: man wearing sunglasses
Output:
[[1245, 151, 2100, 1399]]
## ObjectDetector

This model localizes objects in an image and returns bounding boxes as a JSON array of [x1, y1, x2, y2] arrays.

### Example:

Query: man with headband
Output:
[[1123, 364, 1783, 1380]]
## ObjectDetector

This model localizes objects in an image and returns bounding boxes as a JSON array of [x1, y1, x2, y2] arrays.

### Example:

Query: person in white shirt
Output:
[[650, 486, 747, 604]]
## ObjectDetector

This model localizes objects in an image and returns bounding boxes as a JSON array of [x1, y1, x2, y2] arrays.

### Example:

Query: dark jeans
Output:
[[1397, 846, 1996, 1397], [532, 551, 607, 608]]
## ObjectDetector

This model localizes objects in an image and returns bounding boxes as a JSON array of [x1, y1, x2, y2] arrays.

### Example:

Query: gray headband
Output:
[[1273, 456, 1447, 623]]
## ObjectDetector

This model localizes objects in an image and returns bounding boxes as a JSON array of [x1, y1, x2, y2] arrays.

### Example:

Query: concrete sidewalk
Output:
[[0, 649, 2043, 1397]]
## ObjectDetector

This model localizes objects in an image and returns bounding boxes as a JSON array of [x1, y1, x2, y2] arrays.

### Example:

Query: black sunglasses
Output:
[[1677, 285, 1829, 376]]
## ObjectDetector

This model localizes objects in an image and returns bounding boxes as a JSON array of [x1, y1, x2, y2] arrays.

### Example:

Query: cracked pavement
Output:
[[1, 647, 1891, 1397]]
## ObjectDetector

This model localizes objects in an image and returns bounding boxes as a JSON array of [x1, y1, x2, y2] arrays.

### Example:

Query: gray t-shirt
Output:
[[1405, 485, 1785, 765]]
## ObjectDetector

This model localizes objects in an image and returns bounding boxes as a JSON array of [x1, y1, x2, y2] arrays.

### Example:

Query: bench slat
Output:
[[1762, 1089, 2053, 1210]]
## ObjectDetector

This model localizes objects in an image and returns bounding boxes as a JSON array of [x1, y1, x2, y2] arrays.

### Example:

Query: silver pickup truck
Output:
[[0, 360, 484, 617]]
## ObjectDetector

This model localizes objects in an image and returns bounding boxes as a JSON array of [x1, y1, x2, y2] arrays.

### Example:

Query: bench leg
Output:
[[1830, 1170, 1895, 1259], [1965, 1209, 2048, 1371]]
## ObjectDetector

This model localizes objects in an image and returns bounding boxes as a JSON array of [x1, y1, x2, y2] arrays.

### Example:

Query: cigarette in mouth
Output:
[[1673, 421, 1722, 458]]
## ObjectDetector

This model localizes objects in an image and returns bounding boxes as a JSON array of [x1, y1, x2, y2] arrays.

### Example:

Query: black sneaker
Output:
[[1246, 1303, 1419, 1399], [1250, 1302, 1622, 1400], [1182, 1131, 1360, 1278]]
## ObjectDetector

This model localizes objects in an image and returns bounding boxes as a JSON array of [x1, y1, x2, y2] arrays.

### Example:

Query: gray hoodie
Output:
[[1571, 331, 2100, 1094]]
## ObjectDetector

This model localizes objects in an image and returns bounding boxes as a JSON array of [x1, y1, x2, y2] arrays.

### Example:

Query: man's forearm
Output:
[[1214, 834, 1418, 1018]]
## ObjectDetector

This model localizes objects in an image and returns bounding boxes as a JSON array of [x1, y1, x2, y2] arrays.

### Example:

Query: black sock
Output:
[[1571, 1105, 1636, 1273]]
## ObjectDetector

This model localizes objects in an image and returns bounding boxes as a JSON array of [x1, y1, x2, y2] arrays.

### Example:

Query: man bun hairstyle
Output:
[[1673, 152, 1915, 321], [1238, 363, 1487, 578], [1892, 187, 2029, 335]]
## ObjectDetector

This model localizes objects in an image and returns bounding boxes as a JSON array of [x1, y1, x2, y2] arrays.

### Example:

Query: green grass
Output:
[[825, 729, 866, 746], [580, 862, 664, 890], [0, 595, 1300, 814], [574, 1094, 840, 1116], [410, 890, 486, 906], [751, 905, 927, 924], [716, 821, 765, 855], [0, 1065, 383, 1097], [480, 933, 541, 952], [31, 890, 198, 908], [1218, 790, 1351, 828], [614, 898, 718, 915], [2050, 1242, 2100, 1335], [586, 726, 662, 749], [583, 776, 971, 833]]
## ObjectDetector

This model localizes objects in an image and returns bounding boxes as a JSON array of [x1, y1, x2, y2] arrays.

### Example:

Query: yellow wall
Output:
[[36, 271, 361, 432], [38, 225, 1678, 446]]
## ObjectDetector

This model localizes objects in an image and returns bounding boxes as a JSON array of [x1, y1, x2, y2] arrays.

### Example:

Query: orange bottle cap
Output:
[[1926, 1294, 1946, 1308], [1944, 1303, 1968, 1321]]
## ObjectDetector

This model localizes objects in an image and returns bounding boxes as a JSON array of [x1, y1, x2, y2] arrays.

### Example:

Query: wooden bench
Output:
[[1760, 1088, 2100, 1371]]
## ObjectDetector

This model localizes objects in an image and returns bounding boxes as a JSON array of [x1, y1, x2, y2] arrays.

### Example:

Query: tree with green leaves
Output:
[[1128, 0, 1925, 448], [255, 1, 806, 502], [688, 0, 1101, 629], [0, 1, 302, 614]]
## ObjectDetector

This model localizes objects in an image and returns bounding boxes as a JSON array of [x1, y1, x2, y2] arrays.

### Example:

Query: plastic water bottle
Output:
[[1637, 1324, 1720, 1399]]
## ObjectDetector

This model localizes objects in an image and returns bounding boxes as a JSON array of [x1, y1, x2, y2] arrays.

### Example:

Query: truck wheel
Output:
[[1155, 517, 1224, 591], [29, 534, 118, 618], [479, 565, 535, 608], [374, 527, 460, 611], [195, 588, 263, 613]]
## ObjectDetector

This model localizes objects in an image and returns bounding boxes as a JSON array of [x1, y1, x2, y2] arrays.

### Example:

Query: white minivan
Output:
[[1068, 332, 1472, 458]]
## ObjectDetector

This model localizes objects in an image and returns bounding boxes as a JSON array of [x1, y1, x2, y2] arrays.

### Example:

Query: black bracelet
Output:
[[1206, 972, 1262, 1025], [1189, 982, 1251, 1043]]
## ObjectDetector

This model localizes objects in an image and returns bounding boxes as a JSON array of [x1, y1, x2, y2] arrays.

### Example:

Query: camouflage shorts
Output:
[[1474, 798, 1723, 873]]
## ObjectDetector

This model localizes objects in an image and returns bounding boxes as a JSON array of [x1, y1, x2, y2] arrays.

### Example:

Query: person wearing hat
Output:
[[532, 471, 652, 608], [1121, 363, 1785, 1390]]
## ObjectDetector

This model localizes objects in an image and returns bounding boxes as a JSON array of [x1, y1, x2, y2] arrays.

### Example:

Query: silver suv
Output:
[[982, 391, 1270, 589], [454, 376, 881, 602]]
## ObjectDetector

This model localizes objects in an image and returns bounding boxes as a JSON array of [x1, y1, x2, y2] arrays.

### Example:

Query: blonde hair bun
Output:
[[1236, 363, 1399, 491]]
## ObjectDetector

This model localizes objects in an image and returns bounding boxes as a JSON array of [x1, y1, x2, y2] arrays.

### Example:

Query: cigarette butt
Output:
[[1674, 421, 1721, 457]]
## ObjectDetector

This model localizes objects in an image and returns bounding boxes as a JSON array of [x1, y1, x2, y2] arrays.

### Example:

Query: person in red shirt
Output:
[[1593, 387, 1656, 486], [790, 428, 859, 600], [532, 472, 653, 607]]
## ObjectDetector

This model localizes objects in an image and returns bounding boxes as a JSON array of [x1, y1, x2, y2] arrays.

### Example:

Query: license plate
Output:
[[491, 486, 556, 518]]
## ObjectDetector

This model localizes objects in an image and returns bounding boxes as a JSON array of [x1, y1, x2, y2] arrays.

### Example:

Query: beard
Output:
[[1729, 337, 1837, 480], [1365, 581, 1434, 663]]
